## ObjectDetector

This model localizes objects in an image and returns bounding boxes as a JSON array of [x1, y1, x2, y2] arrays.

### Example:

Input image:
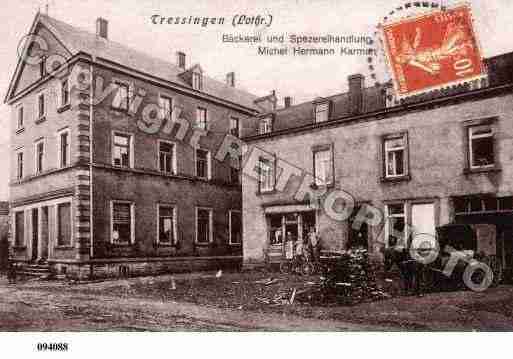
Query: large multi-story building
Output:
[[5, 13, 264, 278], [241, 52, 513, 277]]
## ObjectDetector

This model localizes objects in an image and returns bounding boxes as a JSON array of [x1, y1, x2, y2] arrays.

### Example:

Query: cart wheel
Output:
[[280, 261, 292, 274], [302, 262, 315, 276]]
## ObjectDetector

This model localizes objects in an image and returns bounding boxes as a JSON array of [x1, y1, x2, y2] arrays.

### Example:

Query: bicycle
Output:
[[280, 254, 315, 275]]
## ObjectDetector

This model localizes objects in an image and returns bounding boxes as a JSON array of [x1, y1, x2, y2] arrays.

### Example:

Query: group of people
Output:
[[281, 227, 321, 263]]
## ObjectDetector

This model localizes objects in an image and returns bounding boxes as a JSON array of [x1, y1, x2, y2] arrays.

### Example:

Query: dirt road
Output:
[[0, 278, 386, 331], [1, 273, 513, 331]]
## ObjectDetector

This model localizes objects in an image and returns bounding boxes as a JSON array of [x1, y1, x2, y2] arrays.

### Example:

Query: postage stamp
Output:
[[381, 4, 485, 97]]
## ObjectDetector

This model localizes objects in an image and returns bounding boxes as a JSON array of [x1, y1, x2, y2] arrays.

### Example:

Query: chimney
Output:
[[284, 96, 292, 108], [226, 72, 235, 87], [176, 51, 186, 70], [348, 74, 364, 114], [96, 18, 108, 39]]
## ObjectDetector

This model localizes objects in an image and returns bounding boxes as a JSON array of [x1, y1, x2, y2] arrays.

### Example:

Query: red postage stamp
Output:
[[381, 4, 485, 97]]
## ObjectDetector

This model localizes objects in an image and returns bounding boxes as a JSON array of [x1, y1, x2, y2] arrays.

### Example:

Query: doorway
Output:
[[348, 205, 369, 249], [31, 208, 38, 261]]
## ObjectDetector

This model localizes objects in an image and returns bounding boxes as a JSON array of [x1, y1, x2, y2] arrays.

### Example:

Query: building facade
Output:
[[241, 52, 513, 276], [5, 13, 262, 278]]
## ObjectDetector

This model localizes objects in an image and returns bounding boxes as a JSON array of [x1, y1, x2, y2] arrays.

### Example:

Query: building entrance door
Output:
[[283, 213, 300, 243], [40, 206, 49, 261], [31, 208, 38, 261], [348, 205, 369, 249]]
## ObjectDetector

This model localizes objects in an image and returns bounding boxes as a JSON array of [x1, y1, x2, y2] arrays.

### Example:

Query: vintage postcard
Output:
[[0, 0, 512, 357]]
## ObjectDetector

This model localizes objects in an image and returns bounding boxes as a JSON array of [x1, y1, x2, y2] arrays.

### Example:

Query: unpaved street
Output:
[[1, 272, 513, 331], [0, 275, 385, 331]]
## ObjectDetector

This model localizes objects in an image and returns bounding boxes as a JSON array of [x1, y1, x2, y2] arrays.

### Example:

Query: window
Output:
[[230, 155, 241, 185], [385, 203, 406, 247], [230, 117, 240, 137], [37, 92, 45, 119], [60, 78, 70, 107], [39, 57, 46, 78], [196, 207, 213, 244], [35, 139, 44, 174], [196, 107, 208, 130], [229, 210, 242, 245], [315, 102, 329, 123], [111, 202, 133, 244], [58, 129, 70, 168], [113, 82, 129, 111], [14, 211, 25, 247], [313, 148, 333, 186], [159, 96, 172, 121], [384, 134, 407, 178], [16, 150, 23, 180], [57, 202, 72, 246], [158, 205, 177, 245], [453, 196, 513, 214], [196, 149, 211, 179], [259, 117, 273, 134], [17, 105, 24, 129], [112, 133, 132, 168], [159, 141, 176, 174], [259, 157, 274, 192], [192, 72, 202, 90], [230, 166, 240, 185], [469, 125, 494, 168]]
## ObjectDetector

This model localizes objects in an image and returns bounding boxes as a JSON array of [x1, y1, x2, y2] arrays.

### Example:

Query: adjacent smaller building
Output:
[[241, 52, 513, 277]]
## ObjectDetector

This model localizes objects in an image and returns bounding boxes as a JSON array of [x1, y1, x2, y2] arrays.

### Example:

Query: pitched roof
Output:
[[270, 85, 387, 132], [256, 52, 513, 136], [7, 13, 260, 110]]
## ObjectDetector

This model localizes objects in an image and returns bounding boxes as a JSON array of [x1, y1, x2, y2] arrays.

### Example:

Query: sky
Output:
[[0, 0, 512, 201]]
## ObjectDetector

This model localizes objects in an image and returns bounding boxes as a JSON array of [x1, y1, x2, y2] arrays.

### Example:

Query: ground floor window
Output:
[[385, 203, 406, 247], [196, 207, 213, 244], [453, 195, 513, 214], [14, 211, 25, 247], [57, 202, 72, 246], [158, 205, 177, 245], [229, 210, 242, 245], [267, 211, 316, 246], [111, 201, 133, 244]]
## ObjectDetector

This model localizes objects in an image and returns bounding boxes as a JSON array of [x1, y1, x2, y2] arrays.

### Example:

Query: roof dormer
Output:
[[312, 97, 331, 123], [180, 64, 203, 91]]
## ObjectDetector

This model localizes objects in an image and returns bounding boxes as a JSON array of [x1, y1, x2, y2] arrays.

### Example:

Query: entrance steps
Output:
[[16, 262, 53, 279]]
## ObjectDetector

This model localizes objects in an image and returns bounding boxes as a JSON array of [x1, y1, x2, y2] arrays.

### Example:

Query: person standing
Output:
[[285, 231, 294, 260], [308, 227, 320, 262]]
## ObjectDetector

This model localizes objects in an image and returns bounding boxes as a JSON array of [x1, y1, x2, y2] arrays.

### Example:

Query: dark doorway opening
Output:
[[31, 208, 38, 261], [348, 206, 369, 250]]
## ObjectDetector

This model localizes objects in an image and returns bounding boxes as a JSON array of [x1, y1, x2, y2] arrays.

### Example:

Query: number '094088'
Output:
[[36, 343, 69, 351]]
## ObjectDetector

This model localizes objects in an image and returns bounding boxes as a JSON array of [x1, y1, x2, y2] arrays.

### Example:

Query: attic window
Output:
[[315, 102, 330, 123], [39, 57, 46, 78], [259, 117, 273, 134], [192, 72, 202, 90]]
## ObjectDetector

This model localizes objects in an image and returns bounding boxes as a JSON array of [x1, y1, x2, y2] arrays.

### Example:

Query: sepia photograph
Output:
[[0, 0, 512, 356]]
